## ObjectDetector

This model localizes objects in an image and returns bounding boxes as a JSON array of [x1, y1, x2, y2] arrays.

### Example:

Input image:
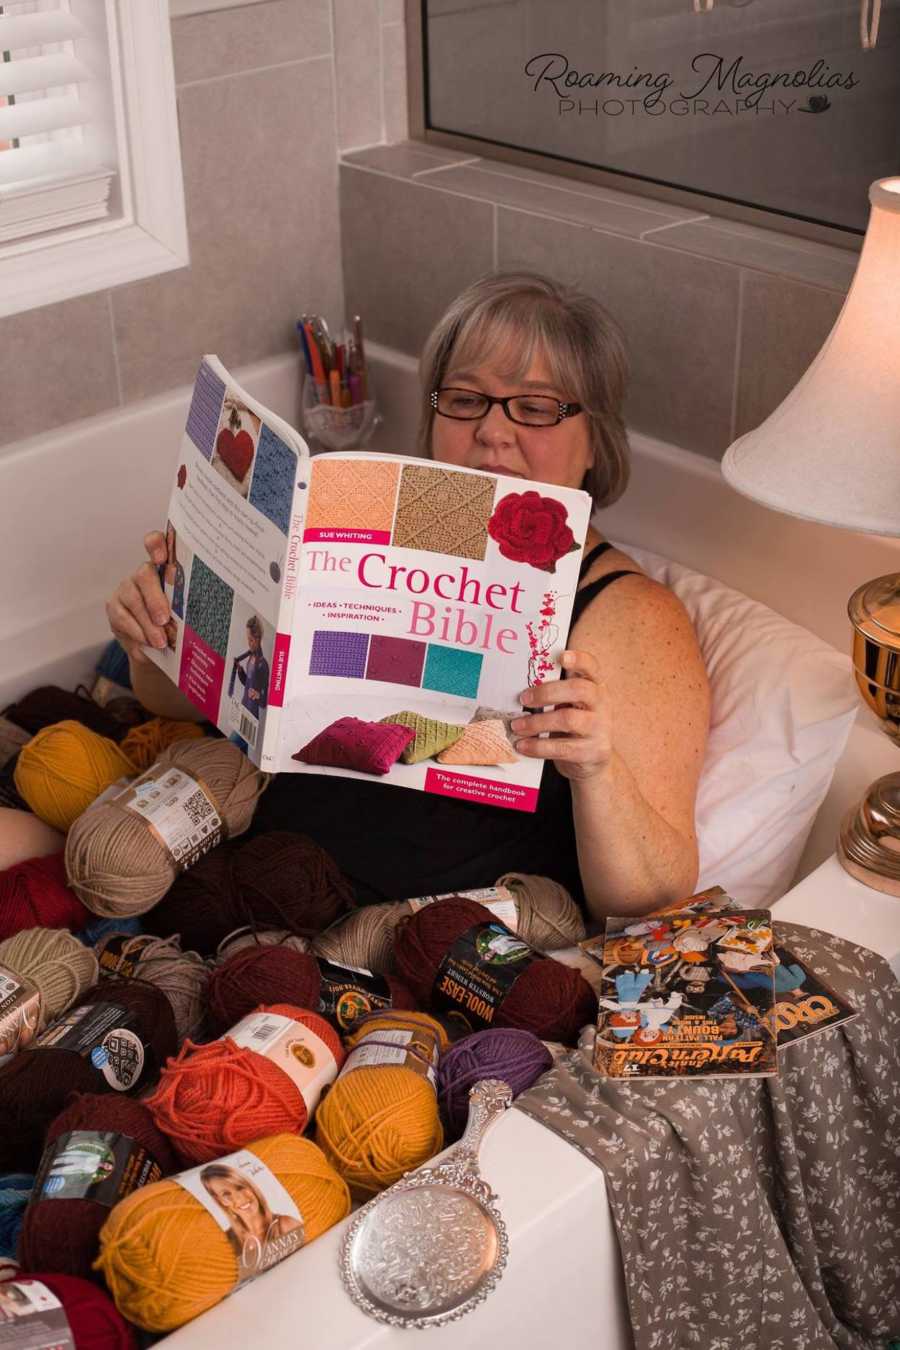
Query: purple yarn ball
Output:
[[437, 1028, 553, 1136]]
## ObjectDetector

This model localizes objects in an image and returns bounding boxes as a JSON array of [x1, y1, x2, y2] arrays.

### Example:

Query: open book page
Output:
[[143, 356, 309, 767], [277, 452, 592, 811]]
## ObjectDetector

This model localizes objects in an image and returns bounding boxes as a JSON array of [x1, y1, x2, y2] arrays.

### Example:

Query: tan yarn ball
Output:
[[0, 926, 98, 1033], [216, 927, 310, 960], [64, 739, 268, 918], [14, 721, 135, 834], [96, 931, 210, 1040]]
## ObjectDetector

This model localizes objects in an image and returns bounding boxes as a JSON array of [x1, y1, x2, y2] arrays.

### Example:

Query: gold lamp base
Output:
[[838, 772, 900, 898]]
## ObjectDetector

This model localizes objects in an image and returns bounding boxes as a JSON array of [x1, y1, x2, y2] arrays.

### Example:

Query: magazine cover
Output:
[[768, 945, 857, 1048], [593, 907, 778, 1079]]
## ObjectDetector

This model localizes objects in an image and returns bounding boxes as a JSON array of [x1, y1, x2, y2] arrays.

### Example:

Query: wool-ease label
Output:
[[0, 1281, 75, 1350], [316, 960, 393, 1030], [34, 1130, 162, 1207], [34, 1002, 148, 1091], [339, 1019, 440, 1092], [432, 921, 537, 1031], [227, 1012, 337, 1114], [96, 933, 159, 979], [407, 887, 518, 932], [0, 964, 41, 1065], [175, 1148, 304, 1286], [114, 766, 223, 872]]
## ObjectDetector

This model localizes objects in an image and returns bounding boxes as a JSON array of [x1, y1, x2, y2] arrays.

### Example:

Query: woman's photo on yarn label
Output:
[[34, 1129, 162, 1207]]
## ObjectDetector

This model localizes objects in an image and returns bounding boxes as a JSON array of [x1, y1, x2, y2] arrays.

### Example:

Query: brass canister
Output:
[[848, 572, 900, 744]]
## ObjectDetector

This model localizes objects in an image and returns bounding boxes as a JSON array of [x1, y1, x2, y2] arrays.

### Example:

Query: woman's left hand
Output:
[[511, 650, 613, 782]]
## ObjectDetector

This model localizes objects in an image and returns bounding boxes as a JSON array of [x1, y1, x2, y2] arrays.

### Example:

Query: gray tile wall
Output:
[[0, 0, 404, 449]]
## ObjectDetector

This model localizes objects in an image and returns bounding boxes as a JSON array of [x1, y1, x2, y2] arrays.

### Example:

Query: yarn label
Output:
[[0, 1281, 75, 1350], [175, 1148, 304, 1287], [228, 1011, 338, 1115], [96, 933, 158, 979], [0, 964, 41, 1066], [340, 1021, 440, 1092], [115, 766, 223, 871], [407, 887, 518, 932], [34, 1130, 162, 1208], [433, 922, 537, 1032], [316, 960, 393, 1030], [34, 1002, 150, 1091]]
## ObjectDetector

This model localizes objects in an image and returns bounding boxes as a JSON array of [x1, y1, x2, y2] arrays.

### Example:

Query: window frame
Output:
[[0, 0, 189, 320]]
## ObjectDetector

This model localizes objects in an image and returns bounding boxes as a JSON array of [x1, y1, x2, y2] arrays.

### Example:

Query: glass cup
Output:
[[300, 374, 380, 453]]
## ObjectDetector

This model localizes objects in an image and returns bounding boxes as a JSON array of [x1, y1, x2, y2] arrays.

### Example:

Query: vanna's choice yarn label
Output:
[[113, 766, 223, 871], [0, 964, 41, 1066], [34, 1129, 162, 1207], [407, 886, 518, 931], [34, 1001, 149, 1091], [433, 922, 537, 1031], [228, 1011, 338, 1115], [0, 1280, 75, 1350], [339, 1022, 441, 1091], [96, 933, 160, 979], [316, 960, 393, 1030], [175, 1148, 305, 1286]]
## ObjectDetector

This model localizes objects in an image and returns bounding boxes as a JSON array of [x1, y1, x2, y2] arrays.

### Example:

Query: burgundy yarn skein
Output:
[[0, 1273, 137, 1350], [0, 852, 89, 940], [394, 897, 597, 1045], [19, 1094, 178, 1280], [3, 688, 128, 743]]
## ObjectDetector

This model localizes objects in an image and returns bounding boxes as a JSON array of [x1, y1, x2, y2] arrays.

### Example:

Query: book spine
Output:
[[258, 466, 311, 771]]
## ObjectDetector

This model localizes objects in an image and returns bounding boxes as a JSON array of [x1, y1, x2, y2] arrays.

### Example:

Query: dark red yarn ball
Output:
[[3, 688, 128, 743], [0, 852, 90, 940], [0, 1273, 136, 1350], [0, 980, 178, 1172], [393, 897, 597, 1045], [143, 831, 354, 955], [207, 946, 417, 1035], [18, 1093, 179, 1281]]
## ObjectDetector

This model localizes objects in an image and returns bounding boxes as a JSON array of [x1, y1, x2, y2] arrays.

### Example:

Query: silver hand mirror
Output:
[[340, 1078, 512, 1329]]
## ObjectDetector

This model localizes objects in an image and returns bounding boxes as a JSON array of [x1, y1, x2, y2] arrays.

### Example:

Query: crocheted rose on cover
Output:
[[292, 717, 414, 775]]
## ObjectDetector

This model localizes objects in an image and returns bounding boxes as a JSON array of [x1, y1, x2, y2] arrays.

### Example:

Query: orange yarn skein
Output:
[[14, 722, 134, 833], [146, 1004, 344, 1163], [96, 1134, 350, 1332]]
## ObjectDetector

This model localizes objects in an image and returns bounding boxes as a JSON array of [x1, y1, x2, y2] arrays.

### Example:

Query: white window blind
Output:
[[0, 0, 116, 244]]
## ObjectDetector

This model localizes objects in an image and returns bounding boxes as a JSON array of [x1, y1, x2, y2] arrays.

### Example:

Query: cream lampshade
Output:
[[722, 176, 900, 896]]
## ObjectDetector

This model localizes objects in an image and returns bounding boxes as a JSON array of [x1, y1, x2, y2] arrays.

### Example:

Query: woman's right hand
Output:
[[106, 531, 170, 665]]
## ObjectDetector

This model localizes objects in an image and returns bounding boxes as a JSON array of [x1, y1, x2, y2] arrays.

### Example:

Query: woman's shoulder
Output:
[[575, 536, 704, 666]]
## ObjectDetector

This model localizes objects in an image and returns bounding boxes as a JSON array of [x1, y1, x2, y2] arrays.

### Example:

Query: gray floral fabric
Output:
[[515, 924, 900, 1350]]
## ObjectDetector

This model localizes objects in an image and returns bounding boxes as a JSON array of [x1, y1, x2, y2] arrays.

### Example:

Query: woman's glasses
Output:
[[431, 388, 582, 427]]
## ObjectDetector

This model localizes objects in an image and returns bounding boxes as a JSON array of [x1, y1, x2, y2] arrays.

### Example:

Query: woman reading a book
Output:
[[105, 271, 710, 919]]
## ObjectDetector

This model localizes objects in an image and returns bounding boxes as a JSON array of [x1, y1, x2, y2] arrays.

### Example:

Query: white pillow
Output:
[[611, 542, 859, 908]]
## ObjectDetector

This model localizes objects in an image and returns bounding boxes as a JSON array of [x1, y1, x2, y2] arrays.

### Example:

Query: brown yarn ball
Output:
[[0, 979, 178, 1171], [217, 927, 310, 959], [19, 1093, 179, 1280], [64, 740, 267, 917], [393, 897, 597, 1045], [4, 688, 127, 742], [143, 832, 354, 955], [207, 947, 320, 1033]]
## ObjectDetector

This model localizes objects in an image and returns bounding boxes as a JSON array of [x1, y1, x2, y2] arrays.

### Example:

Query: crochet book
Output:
[[145, 356, 592, 812]]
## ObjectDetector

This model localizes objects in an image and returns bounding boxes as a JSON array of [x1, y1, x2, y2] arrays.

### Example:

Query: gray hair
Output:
[[417, 271, 630, 509]]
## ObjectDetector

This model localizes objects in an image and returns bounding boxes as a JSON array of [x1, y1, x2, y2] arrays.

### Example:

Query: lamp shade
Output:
[[722, 178, 900, 536]]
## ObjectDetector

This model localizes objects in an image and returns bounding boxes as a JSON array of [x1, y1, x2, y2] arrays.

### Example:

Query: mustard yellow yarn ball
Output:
[[14, 721, 135, 834]]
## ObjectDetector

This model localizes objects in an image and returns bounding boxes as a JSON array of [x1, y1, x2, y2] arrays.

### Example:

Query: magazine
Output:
[[145, 356, 592, 812]]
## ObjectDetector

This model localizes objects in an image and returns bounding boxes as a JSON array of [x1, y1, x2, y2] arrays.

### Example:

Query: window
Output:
[[0, 0, 188, 319]]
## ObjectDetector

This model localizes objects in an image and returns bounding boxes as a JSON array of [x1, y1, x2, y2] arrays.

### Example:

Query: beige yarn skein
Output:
[[216, 927, 310, 960], [65, 739, 267, 918], [0, 927, 98, 1032], [96, 931, 210, 1040]]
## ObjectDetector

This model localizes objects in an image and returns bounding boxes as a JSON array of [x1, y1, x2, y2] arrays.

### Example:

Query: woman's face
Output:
[[246, 627, 261, 654], [205, 1175, 263, 1224], [430, 352, 593, 490]]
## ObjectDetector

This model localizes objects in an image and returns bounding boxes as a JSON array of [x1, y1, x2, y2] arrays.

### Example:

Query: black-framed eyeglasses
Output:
[[431, 387, 583, 427]]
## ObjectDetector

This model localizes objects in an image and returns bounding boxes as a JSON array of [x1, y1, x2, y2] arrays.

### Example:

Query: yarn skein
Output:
[[0, 1174, 32, 1259], [0, 852, 90, 941], [76, 917, 143, 950], [19, 1093, 178, 1281], [393, 898, 598, 1045], [0, 1273, 137, 1350], [437, 1028, 554, 1137], [315, 1010, 448, 1198], [118, 718, 206, 772], [4, 687, 128, 743], [313, 873, 585, 974], [217, 927, 310, 960], [64, 739, 267, 917], [0, 926, 98, 1036], [95, 1134, 350, 1333], [146, 1004, 344, 1164], [94, 932, 209, 1041], [0, 980, 178, 1172], [143, 832, 353, 955], [14, 723, 136, 835]]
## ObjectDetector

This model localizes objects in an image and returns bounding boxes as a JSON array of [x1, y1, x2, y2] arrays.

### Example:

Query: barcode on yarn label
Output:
[[0, 1280, 75, 1350], [118, 767, 223, 873], [227, 1012, 338, 1114], [407, 887, 518, 932], [238, 713, 259, 747]]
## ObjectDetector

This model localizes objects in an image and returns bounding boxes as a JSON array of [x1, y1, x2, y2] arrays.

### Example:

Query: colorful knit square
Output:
[[422, 644, 483, 700], [365, 636, 427, 687], [293, 717, 415, 775], [305, 459, 400, 532], [309, 631, 370, 679], [391, 466, 496, 560], [185, 361, 225, 461], [248, 426, 297, 536], [380, 712, 465, 764], [184, 557, 234, 658], [436, 719, 517, 766]]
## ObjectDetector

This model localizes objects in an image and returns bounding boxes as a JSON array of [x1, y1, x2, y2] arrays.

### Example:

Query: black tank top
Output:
[[250, 542, 639, 906]]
